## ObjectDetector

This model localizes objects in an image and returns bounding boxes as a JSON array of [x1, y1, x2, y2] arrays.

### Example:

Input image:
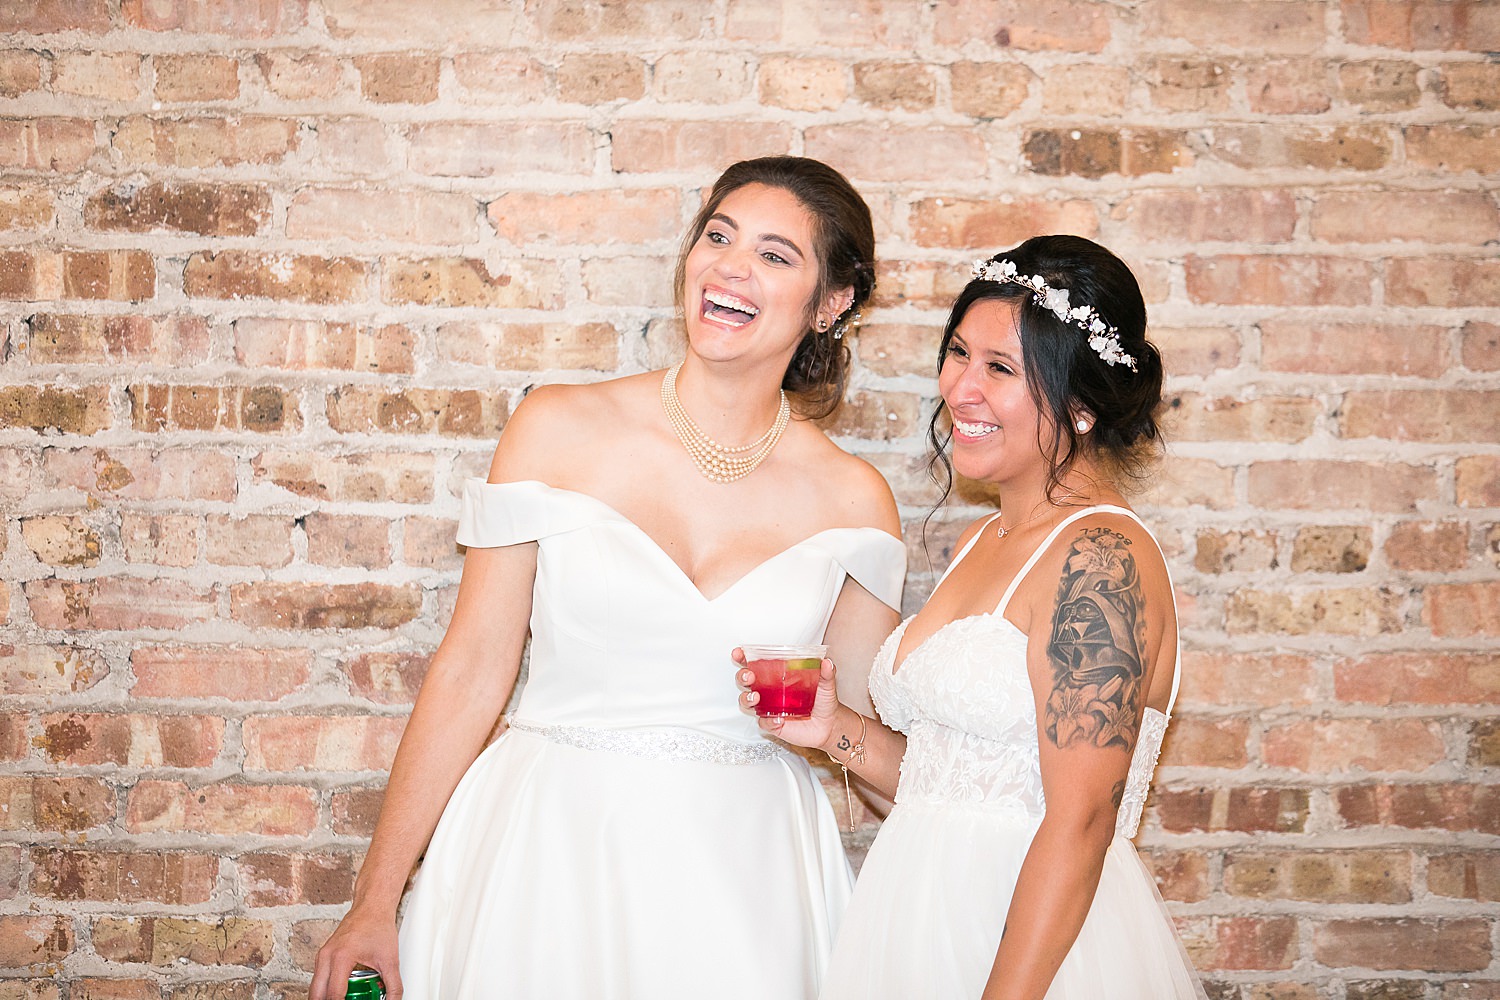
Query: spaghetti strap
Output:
[[933, 511, 1006, 590], [993, 503, 1183, 715]]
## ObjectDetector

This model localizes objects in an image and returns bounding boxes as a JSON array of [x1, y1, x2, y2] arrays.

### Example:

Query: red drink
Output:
[[741, 644, 827, 719]]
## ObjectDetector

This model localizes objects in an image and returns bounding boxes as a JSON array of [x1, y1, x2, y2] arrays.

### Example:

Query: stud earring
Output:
[[1076, 419, 1090, 433], [816, 319, 829, 331]]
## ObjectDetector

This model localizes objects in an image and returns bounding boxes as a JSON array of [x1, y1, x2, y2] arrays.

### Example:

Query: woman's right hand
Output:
[[735, 650, 843, 753], [310, 902, 403, 1000]]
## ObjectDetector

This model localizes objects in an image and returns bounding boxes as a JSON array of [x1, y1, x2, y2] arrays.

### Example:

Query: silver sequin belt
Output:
[[507, 718, 784, 766]]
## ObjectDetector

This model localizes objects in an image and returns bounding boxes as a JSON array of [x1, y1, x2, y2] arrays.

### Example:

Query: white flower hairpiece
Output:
[[970, 257, 1137, 371]]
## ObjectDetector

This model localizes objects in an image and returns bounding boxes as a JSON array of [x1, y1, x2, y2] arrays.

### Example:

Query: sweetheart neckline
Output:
[[495, 479, 900, 604]]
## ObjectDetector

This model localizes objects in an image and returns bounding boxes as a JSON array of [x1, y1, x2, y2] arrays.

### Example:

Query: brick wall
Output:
[[1, 1, 1495, 997]]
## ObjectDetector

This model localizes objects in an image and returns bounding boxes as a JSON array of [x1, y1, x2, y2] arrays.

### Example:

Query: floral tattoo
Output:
[[1043, 527, 1146, 752]]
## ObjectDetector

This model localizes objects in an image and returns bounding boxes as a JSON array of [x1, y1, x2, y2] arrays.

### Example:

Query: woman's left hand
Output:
[[734, 649, 843, 752]]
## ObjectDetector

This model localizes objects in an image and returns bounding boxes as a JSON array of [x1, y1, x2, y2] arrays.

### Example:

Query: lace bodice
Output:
[[868, 506, 1176, 839]]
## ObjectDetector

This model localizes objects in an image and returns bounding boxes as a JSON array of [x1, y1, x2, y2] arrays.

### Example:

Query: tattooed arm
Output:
[[980, 517, 1164, 1000]]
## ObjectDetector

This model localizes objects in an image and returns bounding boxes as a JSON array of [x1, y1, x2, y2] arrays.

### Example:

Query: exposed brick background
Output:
[[1, 1, 1496, 996]]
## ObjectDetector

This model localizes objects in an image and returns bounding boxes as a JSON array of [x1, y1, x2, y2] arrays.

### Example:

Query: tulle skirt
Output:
[[822, 802, 1206, 1000], [397, 728, 853, 1000]]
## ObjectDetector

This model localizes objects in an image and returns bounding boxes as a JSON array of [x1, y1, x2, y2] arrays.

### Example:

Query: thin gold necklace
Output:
[[660, 362, 790, 484], [995, 502, 1051, 540]]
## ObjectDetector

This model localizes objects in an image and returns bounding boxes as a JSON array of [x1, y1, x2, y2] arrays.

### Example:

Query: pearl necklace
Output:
[[660, 362, 790, 484]]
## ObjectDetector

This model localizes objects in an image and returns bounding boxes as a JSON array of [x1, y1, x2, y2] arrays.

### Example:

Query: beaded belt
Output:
[[507, 718, 784, 766]]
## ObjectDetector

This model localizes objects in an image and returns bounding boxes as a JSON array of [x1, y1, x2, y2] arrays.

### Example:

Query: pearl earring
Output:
[[1076, 419, 1090, 432]]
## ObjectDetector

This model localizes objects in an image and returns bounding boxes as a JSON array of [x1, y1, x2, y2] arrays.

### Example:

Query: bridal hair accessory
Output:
[[971, 257, 1137, 371], [661, 362, 790, 483]]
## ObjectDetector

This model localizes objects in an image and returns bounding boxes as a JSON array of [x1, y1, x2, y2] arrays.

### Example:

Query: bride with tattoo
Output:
[[744, 235, 1206, 999]]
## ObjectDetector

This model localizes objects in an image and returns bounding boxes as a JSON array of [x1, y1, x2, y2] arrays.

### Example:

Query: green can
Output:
[[345, 969, 385, 1000]]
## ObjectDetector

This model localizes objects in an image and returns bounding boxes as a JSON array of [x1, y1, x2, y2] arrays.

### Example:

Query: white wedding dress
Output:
[[395, 479, 906, 1000], [823, 506, 1206, 1000]]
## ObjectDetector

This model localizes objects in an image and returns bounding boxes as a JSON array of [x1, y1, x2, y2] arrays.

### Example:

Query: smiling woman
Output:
[[310, 157, 905, 1000]]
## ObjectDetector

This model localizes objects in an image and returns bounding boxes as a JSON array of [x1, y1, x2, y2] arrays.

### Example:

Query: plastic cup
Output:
[[741, 644, 827, 719]]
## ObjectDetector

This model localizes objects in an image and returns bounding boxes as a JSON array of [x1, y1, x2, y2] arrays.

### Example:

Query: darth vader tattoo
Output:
[[1043, 527, 1146, 752]]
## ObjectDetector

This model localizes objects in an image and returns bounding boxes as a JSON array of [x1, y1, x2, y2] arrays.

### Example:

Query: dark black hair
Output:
[[927, 234, 1164, 505], [674, 156, 876, 419]]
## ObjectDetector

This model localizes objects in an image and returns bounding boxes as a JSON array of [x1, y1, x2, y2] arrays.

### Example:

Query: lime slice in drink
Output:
[[786, 657, 822, 671]]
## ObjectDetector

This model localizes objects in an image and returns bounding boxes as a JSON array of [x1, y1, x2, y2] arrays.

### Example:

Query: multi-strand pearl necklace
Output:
[[660, 362, 790, 484]]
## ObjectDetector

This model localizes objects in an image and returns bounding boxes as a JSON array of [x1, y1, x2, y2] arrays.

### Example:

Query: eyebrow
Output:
[[952, 332, 1020, 365], [707, 212, 806, 259]]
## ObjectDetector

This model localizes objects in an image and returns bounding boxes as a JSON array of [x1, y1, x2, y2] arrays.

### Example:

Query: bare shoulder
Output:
[[791, 426, 900, 535], [487, 374, 658, 484], [1045, 509, 1170, 591]]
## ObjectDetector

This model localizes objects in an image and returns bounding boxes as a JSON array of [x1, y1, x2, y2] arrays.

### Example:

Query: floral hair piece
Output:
[[970, 257, 1137, 371]]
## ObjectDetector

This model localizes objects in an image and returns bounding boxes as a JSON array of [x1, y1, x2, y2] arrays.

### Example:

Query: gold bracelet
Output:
[[826, 712, 867, 835]]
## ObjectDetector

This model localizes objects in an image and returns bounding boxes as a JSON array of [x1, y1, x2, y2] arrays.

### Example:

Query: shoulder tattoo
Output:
[[1042, 526, 1147, 752]]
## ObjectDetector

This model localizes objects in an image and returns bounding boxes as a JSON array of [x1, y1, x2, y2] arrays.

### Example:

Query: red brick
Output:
[[406, 122, 593, 178], [255, 51, 344, 100], [1247, 460, 1435, 512], [287, 187, 476, 244], [1259, 320, 1446, 376], [536, 0, 702, 41], [131, 646, 312, 701], [120, 512, 200, 567], [1040, 64, 1129, 115], [757, 57, 848, 112], [559, 52, 646, 103], [239, 852, 357, 907], [727, 0, 923, 46], [1226, 586, 1404, 636], [1290, 525, 1370, 573], [43, 446, 237, 501], [1139, 456, 1237, 510], [0, 718, 25, 762], [911, 197, 1097, 249], [233, 318, 413, 374], [312, 118, 395, 175], [1425, 581, 1500, 637], [86, 181, 270, 237], [1224, 850, 1412, 903], [111, 116, 298, 168], [1336, 782, 1498, 832], [1022, 127, 1194, 179], [1159, 715, 1249, 768], [1178, 916, 1299, 971], [401, 518, 460, 570], [322, 0, 523, 43], [1209, 124, 1394, 171], [91, 915, 273, 968], [51, 51, 141, 100], [1153, 325, 1242, 375], [488, 189, 680, 245], [610, 120, 795, 174], [354, 53, 439, 104], [0, 643, 106, 696], [250, 450, 434, 503], [21, 515, 102, 566], [1163, 393, 1318, 442], [122, 0, 307, 35], [1195, 529, 1278, 575], [325, 387, 508, 439], [25, 578, 216, 631], [381, 256, 562, 309], [0, 118, 95, 171], [0, 915, 72, 970], [933, 0, 1110, 50], [581, 258, 674, 309], [1246, 58, 1331, 113], [0, 776, 115, 832], [1145, 0, 1323, 49], [1313, 189, 1498, 244], [0, 186, 53, 230], [31, 849, 217, 904], [342, 651, 431, 704], [1428, 850, 1499, 902], [183, 251, 367, 305], [1153, 786, 1309, 833], [853, 60, 938, 112], [303, 512, 391, 568], [1177, 651, 1318, 707], [128, 384, 297, 434], [205, 515, 294, 569], [1384, 521, 1469, 572], [1405, 125, 1500, 176], [229, 582, 421, 630], [1440, 62, 1500, 111], [125, 780, 317, 836], [809, 126, 991, 182], [1388, 257, 1500, 307], [1138, 849, 1209, 902], [816, 390, 922, 442], [1457, 456, 1500, 507], [1144, 57, 1233, 112], [0, 1, 110, 32], [1314, 918, 1490, 972], [1261, 718, 1445, 773], [1341, 0, 1500, 49], [243, 715, 406, 771], [153, 54, 240, 101], [1336, 652, 1498, 707], [37, 713, 223, 767], [1112, 188, 1295, 244], [330, 787, 384, 836], [0, 978, 63, 1000], [0, 51, 46, 97], [1339, 59, 1422, 110], [438, 321, 620, 372], [1462, 321, 1499, 370], [62, 250, 158, 302], [27, 313, 209, 364], [1185, 255, 1373, 306], [949, 61, 1033, 118], [452, 52, 549, 102]]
